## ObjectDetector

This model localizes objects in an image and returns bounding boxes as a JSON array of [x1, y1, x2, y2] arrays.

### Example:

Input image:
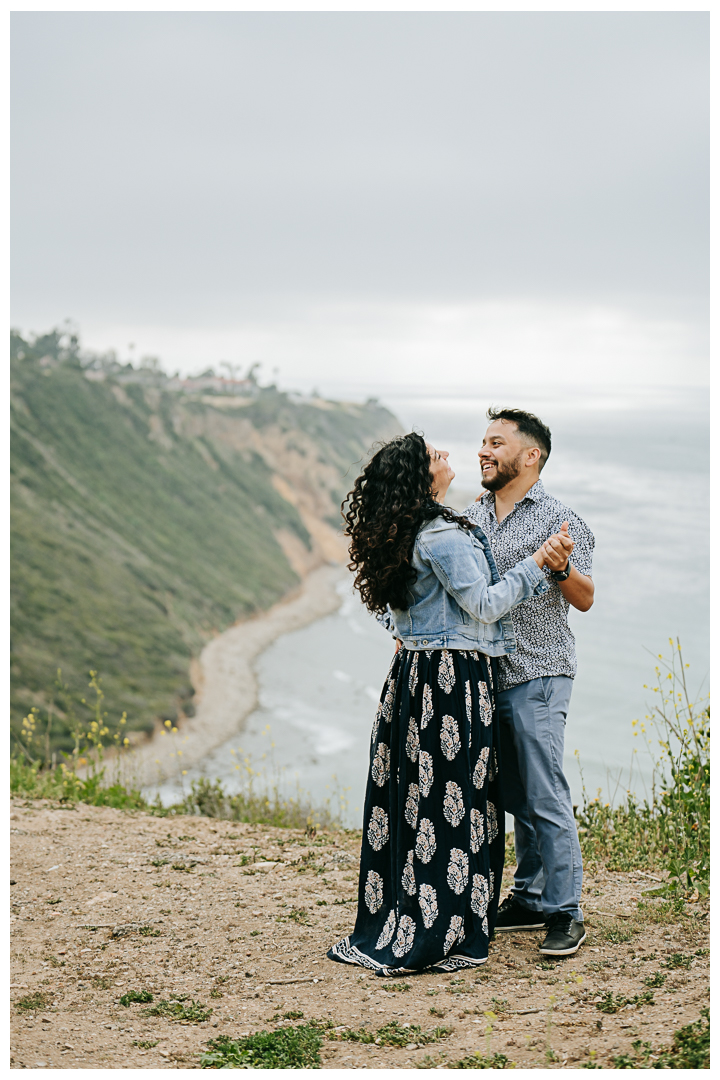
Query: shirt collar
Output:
[[523, 479, 546, 503], [479, 478, 546, 511]]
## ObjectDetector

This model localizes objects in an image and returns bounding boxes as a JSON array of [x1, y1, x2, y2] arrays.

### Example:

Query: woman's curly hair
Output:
[[343, 432, 472, 614]]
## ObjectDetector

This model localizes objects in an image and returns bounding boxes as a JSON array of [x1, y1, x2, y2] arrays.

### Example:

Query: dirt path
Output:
[[121, 564, 345, 789], [10, 800, 709, 1070]]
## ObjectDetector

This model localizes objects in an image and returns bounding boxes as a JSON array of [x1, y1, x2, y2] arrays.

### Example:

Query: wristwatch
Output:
[[550, 561, 572, 582]]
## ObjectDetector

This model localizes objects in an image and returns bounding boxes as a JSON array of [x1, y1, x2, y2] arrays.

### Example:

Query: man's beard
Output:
[[481, 453, 523, 492]]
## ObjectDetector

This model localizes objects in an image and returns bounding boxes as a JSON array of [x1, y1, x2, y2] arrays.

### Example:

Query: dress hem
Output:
[[327, 936, 488, 977]]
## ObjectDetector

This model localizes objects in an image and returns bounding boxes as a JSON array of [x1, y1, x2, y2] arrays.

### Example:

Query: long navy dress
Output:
[[328, 645, 504, 976]]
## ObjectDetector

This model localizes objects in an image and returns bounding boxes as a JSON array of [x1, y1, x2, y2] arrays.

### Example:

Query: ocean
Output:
[[150, 384, 709, 827]]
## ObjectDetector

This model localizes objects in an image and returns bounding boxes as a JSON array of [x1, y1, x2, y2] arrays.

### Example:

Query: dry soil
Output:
[[10, 799, 709, 1070]]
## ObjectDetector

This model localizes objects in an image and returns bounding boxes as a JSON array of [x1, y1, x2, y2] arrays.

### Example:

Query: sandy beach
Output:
[[122, 564, 345, 789]]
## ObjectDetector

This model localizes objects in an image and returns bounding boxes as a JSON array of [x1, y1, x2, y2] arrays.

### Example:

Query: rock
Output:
[[85, 892, 115, 907]]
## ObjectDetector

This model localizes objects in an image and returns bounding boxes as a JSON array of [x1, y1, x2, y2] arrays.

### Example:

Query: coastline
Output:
[[123, 563, 346, 788]]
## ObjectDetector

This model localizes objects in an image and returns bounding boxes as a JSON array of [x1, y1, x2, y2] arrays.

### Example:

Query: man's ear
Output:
[[525, 447, 541, 469]]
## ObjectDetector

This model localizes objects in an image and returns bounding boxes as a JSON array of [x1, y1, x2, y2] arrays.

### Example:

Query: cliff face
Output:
[[10, 331, 401, 754]]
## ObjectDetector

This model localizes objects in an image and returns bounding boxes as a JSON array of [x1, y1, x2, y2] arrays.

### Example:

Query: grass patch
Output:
[[11, 757, 148, 810], [420, 1051, 513, 1069], [119, 990, 154, 1006], [11, 752, 344, 832], [286, 907, 311, 925], [642, 971, 667, 988], [134, 1039, 159, 1049], [145, 998, 212, 1023], [139, 926, 161, 937], [636, 898, 687, 924], [662, 952, 693, 970], [382, 981, 410, 993], [609, 1008, 709, 1069], [450, 1053, 513, 1069], [595, 989, 654, 1014], [595, 924, 636, 945], [14, 991, 51, 1012], [329, 1021, 453, 1048], [200, 1025, 323, 1069]]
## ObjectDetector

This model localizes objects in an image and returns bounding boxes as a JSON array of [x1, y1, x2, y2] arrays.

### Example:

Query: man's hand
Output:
[[541, 521, 595, 612], [541, 521, 574, 571], [395, 638, 403, 654]]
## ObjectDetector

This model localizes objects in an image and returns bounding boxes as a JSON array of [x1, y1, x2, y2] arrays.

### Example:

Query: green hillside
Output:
[[10, 329, 400, 757]]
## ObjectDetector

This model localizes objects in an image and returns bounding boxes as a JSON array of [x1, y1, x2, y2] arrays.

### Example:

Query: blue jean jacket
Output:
[[385, 516, 549, 656]]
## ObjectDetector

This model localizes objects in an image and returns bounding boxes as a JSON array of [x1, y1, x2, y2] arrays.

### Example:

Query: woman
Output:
[[328, 433, 569, 976]]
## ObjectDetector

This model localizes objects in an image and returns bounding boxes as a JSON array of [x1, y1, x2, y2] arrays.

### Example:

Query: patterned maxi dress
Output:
[[328, 645, 504, 976]]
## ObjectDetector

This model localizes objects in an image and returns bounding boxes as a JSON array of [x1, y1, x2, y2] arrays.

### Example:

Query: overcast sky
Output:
[[11, 11, 709, 391]]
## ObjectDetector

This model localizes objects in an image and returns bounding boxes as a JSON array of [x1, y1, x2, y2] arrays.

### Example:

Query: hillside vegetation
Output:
[[10, 329, 400, 756]]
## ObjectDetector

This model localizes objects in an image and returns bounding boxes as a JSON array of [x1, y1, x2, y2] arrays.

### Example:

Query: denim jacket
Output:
[[386, 515, 549, 656]]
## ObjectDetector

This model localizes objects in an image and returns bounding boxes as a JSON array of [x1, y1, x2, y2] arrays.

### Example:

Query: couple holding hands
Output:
[[329, 407, 595, 976]]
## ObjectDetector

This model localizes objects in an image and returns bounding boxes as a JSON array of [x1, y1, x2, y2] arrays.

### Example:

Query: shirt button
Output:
[[422, 639, 429, 645], [412, 641, 418, 646]]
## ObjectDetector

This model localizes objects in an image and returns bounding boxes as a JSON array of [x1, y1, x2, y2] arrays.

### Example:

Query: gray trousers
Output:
[[496, 675, 583, 922]]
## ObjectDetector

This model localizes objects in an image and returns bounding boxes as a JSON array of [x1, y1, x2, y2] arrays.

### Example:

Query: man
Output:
[[461, 407, 594, 957]]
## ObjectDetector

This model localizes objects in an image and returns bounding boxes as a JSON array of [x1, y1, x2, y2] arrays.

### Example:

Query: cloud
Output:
[[11, 11, 708, 388], [59, 297, 707, 392]]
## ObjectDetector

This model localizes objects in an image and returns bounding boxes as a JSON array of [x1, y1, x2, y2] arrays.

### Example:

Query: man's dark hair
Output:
[[486, 407, 552, 471]]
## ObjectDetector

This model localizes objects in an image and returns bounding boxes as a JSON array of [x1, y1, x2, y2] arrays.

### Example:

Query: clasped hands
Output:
[[541, 521, 574, 572]]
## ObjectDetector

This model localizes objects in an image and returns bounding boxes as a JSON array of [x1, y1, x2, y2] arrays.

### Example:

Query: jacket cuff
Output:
[[521, 555, 551, 595]]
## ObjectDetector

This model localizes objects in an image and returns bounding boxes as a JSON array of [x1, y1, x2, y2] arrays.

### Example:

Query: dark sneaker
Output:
[[493, 894, 545, 932], [539, 914, 586, 956]]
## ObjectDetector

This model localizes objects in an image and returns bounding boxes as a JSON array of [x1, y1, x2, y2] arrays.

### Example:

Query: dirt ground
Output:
[[10, 799, 709, 1070]]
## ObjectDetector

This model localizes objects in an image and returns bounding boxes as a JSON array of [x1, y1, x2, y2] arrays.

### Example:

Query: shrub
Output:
[[575, 641, 709, 897], [176, 776, 340, 831], [10, 667, 344, 828]]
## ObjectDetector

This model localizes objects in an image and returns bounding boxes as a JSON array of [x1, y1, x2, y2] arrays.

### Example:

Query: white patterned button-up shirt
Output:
[[461, 479, 594, 691]]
